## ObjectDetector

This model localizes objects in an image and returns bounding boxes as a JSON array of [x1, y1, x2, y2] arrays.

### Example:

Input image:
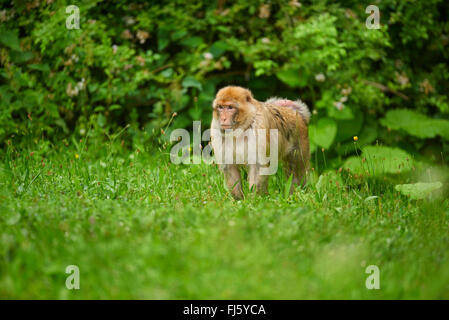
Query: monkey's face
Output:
[[213, 86, 255, 131], [214, 104, 239, 130]]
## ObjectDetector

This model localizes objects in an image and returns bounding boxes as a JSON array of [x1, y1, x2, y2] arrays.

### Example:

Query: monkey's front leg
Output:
[[248, 164, 268, 195], [221, 165, 244, 200]]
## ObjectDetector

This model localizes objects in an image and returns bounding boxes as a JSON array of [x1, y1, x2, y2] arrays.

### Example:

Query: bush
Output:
[[1, 0, 448, 169]]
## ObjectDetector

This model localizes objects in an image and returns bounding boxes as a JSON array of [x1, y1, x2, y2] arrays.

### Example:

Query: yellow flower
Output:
[[75, 153, 79, 159], [353, 136, 359, 141]]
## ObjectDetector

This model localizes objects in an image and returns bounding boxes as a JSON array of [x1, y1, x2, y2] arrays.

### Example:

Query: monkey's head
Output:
[[212, 86, 256, 130]]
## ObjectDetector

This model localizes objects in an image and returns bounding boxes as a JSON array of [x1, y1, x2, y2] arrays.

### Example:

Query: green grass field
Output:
[[1, 139, 448, 299]]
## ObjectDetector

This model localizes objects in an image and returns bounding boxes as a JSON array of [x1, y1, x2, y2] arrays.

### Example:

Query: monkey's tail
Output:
[[266, 97, 311, 124]]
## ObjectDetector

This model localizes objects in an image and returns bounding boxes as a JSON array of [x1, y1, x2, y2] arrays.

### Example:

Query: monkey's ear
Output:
[[246, 90, 254, 102]]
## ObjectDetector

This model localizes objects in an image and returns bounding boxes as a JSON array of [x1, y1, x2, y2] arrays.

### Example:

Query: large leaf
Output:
[[28, 64, 50, 73], [337, 122, 378, 156], [0, 30, 21, 51], [10, 51, 33, 64], [209, 40, 228, 58], [157, 28, 170, 51], [395, 182, 443, 200], [276, 68, 308, 88], [309, 118, 337, 149], [182, 76, 202, 91], [335, 109, 363, 142], [180, 36, 203, 47], [380, 109, 449, 140], [343, 146, 414, 175]]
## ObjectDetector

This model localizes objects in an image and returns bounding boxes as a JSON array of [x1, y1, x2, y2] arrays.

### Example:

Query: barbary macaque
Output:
[[210, 86, 310, 199]]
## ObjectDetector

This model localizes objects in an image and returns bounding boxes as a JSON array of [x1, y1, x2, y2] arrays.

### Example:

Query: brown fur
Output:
[[211, 86, 310, 199]]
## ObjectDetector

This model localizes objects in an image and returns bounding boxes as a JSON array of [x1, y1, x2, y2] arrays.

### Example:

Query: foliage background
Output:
[[1, 0, 449, 170], [1, 0, 449, 300]]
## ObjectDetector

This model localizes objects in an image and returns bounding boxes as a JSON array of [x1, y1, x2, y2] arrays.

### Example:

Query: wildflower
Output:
[[136, 30, 150, 44], [289, 0, 302, 8], [333, 101, 344, 110], [353, 136, 358, 141], [261, 37, 271, 44], [121, 29, 133, 40], [259, 4, 270, 18], [136, 55, 145, 66], [124, 64, 134, 71], [123, 16, 136, 26], [219, 9, 230, 16], [66, 82, 79, 97], [419, 79, 434, 95], [341, 87, 352, 96], [75, 153, 79, 159], [395, 72, 409, 87], [315, 73, 325, 82], [203, 52, 213, 60], [76, 78, 85, 90]]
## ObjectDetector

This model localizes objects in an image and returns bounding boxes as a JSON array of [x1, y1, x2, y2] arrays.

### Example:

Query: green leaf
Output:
[[276, 68, 307, 88], [182, 76, 202, 91], [284, 173, 293, 198], [160, 68, 173, 78], [380, 109, 449, 140], [54, 119, 69, 134], [309, 118, 337, 149], [97, 114, 106, 128], [337, 122, 378, 155], [395, 182, 443, 200], [328, 105, 354, 120], [180, 36, 203, 47], [209, 40, 228, 58], [94, 106, 105, 112], [10, 51, 33, 64], [157, 28, 170, 51], [343, 146, 414, 175], [28, 64, 50, 73], [109, 104, 121, 111], [0, 30, 21, 51], [335, 110, 363, 142], [171, 30, 188, 41]]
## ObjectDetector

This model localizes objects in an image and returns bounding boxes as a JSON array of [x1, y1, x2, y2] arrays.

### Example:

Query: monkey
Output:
[[210, 86, 310, 199]]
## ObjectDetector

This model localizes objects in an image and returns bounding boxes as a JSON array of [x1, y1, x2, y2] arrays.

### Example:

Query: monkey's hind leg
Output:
[[248, 164, 269, 195], [221, 164, 244, 200]]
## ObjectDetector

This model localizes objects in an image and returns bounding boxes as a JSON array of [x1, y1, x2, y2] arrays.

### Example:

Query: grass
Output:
[[0, 137, 448, 299]]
